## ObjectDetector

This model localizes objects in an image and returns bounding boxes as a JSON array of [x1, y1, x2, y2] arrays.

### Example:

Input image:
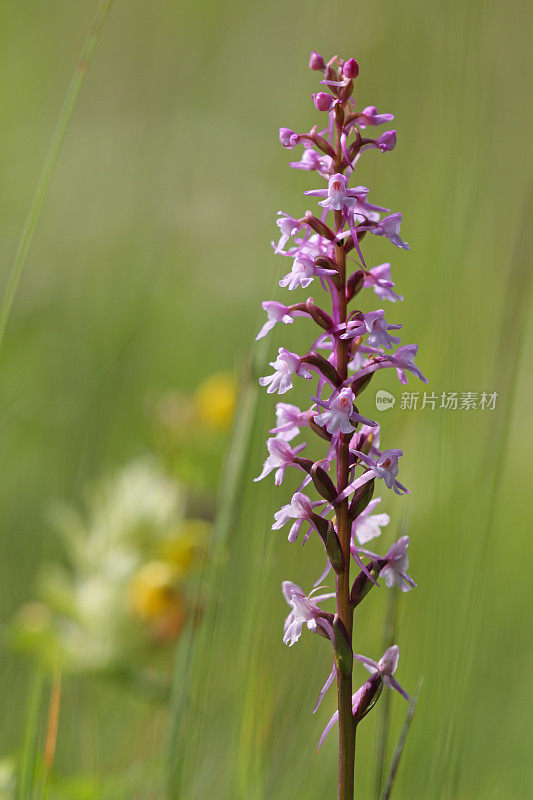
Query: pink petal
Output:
[[313, 664, 336, 714], [317, 709, 339, 751]]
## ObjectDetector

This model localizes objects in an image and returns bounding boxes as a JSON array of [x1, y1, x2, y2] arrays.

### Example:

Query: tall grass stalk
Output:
[[15, 666, 44, 800], [431, 187, 533, 794], [165, 342, 269, 797], [380, 677, 422, 800], [0, 0, 113, 356]]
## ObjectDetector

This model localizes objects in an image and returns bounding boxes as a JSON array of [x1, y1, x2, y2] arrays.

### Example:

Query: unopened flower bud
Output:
[[377, 130, 397, 152], [279, 127, 298, 149], [309, 51, 325, 71], [312, 92, 335, 112], [343, 58, 359, 79]]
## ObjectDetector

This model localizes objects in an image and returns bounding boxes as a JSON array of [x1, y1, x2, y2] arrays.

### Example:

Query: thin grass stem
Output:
[[15, 665, 44, 800], [0, 0, 113, 356], [380, 677, 422, 800], [165, 345, 267, 797]]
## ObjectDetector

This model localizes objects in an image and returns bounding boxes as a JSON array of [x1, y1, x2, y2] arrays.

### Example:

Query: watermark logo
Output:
[[373, 390, 498, 412], [375, 390, 396, 411]]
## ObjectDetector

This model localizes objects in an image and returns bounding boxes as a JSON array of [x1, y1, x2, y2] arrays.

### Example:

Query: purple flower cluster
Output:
[[254, 52, 426, 797]]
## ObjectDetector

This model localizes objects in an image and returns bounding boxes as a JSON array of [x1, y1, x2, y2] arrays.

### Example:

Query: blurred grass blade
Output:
[[0, 0, 113, 355], [15, 666, 45, 800], [165, 343, 268, 797], [211, 350, 267, 549], [480, 183, 533, 535], [380, 677, 422, 800], [42, 670, 62, 800], [432, 183, 533, 793]]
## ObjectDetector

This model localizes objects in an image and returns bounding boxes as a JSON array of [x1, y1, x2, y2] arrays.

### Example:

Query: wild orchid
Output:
[[255, 52, 426, 799]]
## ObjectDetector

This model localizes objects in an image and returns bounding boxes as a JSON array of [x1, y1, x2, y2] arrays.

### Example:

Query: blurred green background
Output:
[[0, 0, 532, 797]]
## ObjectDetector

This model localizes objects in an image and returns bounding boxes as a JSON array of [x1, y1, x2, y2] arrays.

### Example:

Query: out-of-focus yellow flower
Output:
[[194, 371, 237, 431], [128, 561, 180, 620], [159, 519, 210, 571]]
